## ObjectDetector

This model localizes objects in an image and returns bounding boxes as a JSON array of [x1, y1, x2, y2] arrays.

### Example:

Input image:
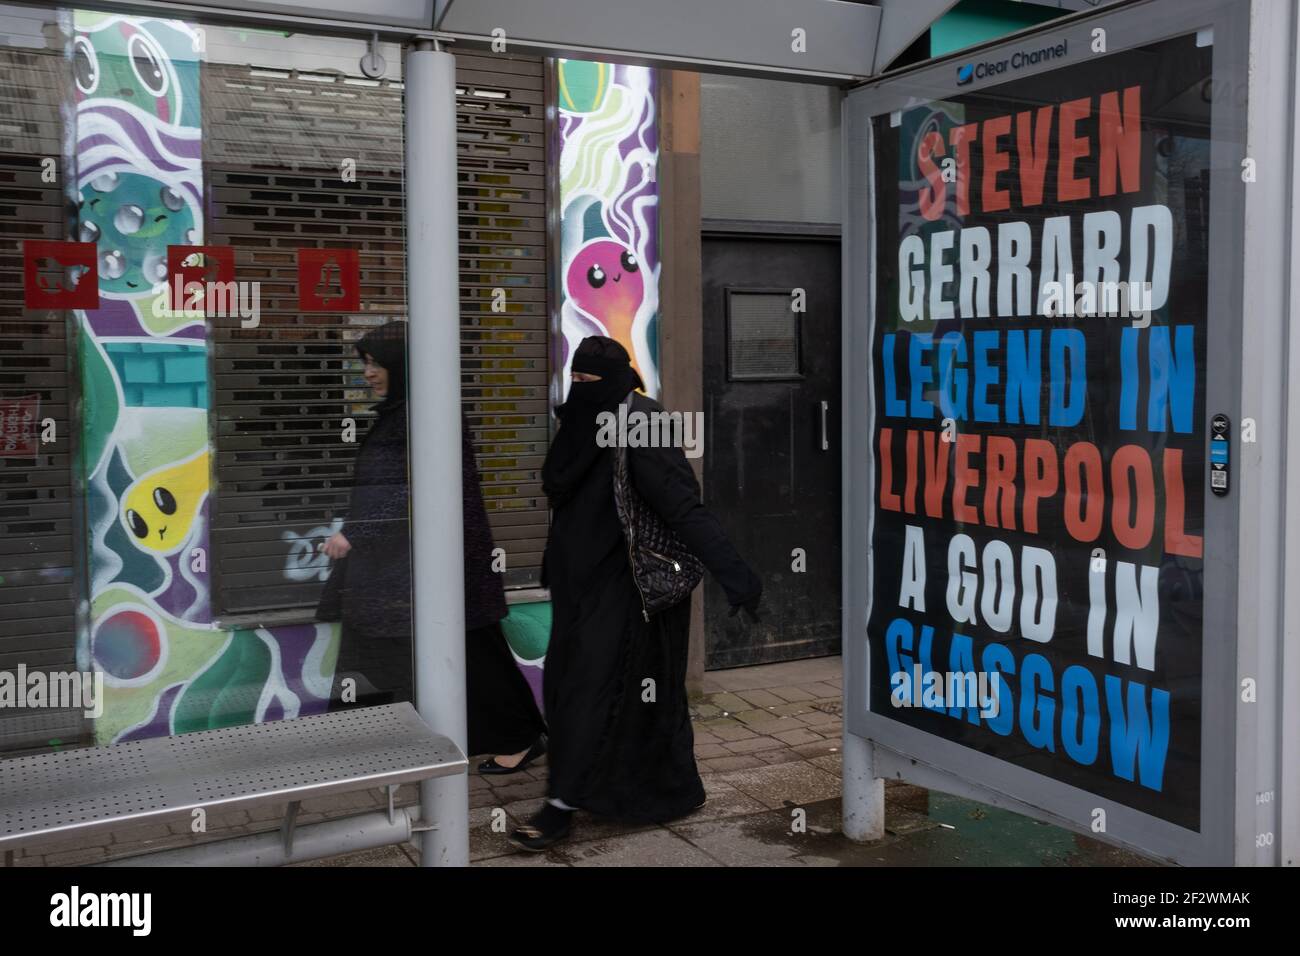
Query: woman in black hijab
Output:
[[318, 321, 546, 764], [510, 336, 761, 850]]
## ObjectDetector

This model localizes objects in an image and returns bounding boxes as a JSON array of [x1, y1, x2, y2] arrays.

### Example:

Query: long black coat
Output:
[[320, 404, 511, 703], [322, 398, 414, 702], [543, 392, 761, 823]]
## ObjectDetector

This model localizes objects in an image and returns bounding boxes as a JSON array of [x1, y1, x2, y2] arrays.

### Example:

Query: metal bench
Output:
[[0, 703, 465, 866]]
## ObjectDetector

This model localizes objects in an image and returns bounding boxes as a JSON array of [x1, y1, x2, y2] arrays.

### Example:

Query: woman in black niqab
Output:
[[512, 336, 762, 851]]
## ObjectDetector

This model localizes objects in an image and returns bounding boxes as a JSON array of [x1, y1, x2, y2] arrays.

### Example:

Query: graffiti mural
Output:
[[556, 59, 660, 400], [67, 10, 337, 744]]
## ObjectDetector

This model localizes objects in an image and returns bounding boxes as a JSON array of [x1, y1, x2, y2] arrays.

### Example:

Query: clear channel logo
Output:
[[957, 38, 1068, 86]]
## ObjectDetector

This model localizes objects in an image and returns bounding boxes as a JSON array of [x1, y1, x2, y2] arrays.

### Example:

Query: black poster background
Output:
[[868, 36, 1211, 830]]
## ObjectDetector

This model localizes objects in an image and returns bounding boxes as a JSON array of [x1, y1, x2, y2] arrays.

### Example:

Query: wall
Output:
[[700, 74, 841, 226]]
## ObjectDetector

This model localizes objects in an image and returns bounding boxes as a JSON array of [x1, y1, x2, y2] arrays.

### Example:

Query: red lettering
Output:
[[983, 436, 1018, 530], [1111, 444, 1155, 550], [1063, 441, 1103, 541], [951, 123, 978, 216], [922, 430, 949, 519], [1022, 439, 1059, 534], [981, 114, 1012, 213], [953, 433, 982, 525], [903, 429, 919, 514], [880, 427, 901, 512], [1098, 85, 1142, 197], [1057, 97, 1092, 202], [1016, 105, 1054, 207], [918, 131, 947, 221], [1163, 447, 1203, 557]]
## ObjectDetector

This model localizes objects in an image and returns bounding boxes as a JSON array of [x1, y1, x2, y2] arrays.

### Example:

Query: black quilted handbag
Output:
[[611, 396, 705, 620]]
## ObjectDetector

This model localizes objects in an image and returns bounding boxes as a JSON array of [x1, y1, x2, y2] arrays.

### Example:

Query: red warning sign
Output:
[[297, 248, 360, 312], [167, 245, 236, 301], [23, 240, 99, 310]]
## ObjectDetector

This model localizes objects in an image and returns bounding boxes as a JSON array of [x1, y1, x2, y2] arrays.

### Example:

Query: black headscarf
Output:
[[542, 336, 643, 506], [357, 321, 407, 414]]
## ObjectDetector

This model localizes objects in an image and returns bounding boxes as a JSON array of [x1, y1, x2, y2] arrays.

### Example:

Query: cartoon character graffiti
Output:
[[74, 13, 205, 337], [119, 449, 209, 555], [68, 11, 340, 745], [564, 238, 647, 382], [282, 518, 344, 583], [557, 61, 660, 399], [71, 18, 195, 122], [79, 171, 197, 296]]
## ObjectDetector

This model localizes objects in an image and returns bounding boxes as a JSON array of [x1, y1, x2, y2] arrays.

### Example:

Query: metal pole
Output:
[[404, 38, 468, 868], [842, 733, 884, 842], [98, 808, 418, 867]]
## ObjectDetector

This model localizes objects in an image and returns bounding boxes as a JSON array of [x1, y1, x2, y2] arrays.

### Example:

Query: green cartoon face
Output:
[[72, 19, 198, 126], [78, 172, 196, 296]]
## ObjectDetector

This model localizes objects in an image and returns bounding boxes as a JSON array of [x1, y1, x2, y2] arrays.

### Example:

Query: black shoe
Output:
[[509, 802, 573, 853], [477, 734, 547, 776]]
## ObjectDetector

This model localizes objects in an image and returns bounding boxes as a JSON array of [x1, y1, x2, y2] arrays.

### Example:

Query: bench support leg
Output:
[[281, 801, 301, 858], [386, 785, 397, 826]]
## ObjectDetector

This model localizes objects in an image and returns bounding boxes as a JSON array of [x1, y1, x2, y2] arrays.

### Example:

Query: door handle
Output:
[[820, 400, 829, 451]]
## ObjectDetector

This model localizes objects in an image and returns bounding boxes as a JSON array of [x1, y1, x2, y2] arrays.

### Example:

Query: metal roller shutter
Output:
[[0, 47, 86, 753], [205, 61, 407, 617], [207, 52, 550, 619], [456, 53, 550, 589]]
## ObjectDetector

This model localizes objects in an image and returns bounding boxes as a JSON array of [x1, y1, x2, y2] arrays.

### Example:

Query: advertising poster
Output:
[[869, 35, 1212, 830]]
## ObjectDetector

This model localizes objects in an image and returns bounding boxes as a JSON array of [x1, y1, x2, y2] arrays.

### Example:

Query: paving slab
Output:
[[773, 727, 825, 747], [694, 742, 732, 759], [707, 692, 752, 714], [716, 760, 842, 811], [669, 798, 853, 867], [791, 738, 841, 758], [294, 845, 413, 867], [723, 735, 786, 754], [699, 754, 767, 773], [469, 804, 517, 862], [808, 752, 843, 775], [753, 748, 806, 767], [735, 688, 787, 709], [707, 722, 758, 742], [744, 716, 801, 735], [673, 778, 770, 822], [474, 850, 571, 867], [768, 684, 818, 703], [556, 827, 722, 867]]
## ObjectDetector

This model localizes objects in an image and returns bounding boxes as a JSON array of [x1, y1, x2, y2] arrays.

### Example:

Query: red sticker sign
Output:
[[0, 394, 41, 457], [167, 245, 236, 304], [297, 248, 360, 311], [23, 240, 99, 310]]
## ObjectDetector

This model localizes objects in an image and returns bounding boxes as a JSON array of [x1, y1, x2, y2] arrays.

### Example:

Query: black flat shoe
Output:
[[509, 802, 573, 853], [477, 734, 547, 776]]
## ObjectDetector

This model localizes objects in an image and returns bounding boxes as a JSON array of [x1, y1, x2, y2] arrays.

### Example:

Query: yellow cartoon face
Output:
[[120, 451, 209, 554]]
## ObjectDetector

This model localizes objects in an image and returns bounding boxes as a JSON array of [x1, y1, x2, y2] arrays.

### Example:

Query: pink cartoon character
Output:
[[565, 238, 646, 383]]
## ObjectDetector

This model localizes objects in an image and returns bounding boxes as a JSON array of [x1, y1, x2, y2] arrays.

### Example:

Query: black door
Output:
[[702, 234, 842, 668]]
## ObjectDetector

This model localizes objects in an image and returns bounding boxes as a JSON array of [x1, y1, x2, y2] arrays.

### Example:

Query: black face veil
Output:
[[542, 336, 643, 503]]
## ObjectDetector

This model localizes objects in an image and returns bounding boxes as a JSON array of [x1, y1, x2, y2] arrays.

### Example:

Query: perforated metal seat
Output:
[[0, 703, 465, 854]]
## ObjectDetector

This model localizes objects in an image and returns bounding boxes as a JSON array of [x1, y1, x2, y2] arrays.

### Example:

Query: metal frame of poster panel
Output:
[[842, 0, 1250, 867]]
